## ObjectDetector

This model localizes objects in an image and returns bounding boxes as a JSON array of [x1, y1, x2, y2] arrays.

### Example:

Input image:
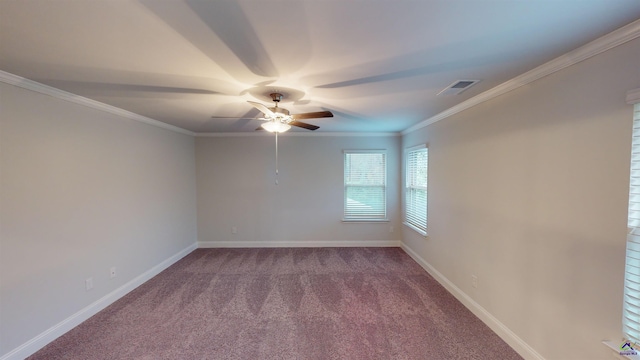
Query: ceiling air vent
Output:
[[437, 80, 480, 96]]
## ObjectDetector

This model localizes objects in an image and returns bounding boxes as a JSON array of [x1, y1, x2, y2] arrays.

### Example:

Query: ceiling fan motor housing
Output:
[[269, 106, 290, 116], [267, 93, 291, 122], [270, 92, 284, 102]]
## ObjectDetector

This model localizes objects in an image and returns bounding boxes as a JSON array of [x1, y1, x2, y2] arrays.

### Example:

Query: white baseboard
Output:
[[400, 242, 545, 360], [198, 240, 401, 248], [1, 243, 197, 360]]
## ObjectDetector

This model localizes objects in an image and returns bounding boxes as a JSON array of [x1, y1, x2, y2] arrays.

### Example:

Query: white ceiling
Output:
[[1, 0, 639, 133]]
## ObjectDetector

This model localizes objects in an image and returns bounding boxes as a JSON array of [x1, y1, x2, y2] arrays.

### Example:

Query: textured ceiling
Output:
[[1, 0, 640, 133]]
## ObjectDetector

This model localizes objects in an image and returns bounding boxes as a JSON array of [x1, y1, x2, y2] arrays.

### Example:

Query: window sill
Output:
[[342, 219, 389, 223], [403, 222, 428, 237], [603, 340, 640, 359]]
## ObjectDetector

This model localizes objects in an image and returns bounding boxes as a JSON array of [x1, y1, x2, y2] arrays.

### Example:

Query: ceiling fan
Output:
[[214, 93, 333, 183], [218, 92, 333, 132]]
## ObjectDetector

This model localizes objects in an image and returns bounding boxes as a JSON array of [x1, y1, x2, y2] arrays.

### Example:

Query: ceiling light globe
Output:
[[261, 121, 291, 133]]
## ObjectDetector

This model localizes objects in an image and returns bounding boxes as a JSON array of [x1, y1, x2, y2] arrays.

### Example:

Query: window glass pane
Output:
[[405, 147, 428, 232], [344, 151, 386, 220]]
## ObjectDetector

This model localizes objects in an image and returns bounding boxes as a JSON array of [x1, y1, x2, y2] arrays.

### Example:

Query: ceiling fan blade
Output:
[[211, 116, 260, 119], [255, 126, 266, 131], [291, 111, 333, 120], [211, 107, 263, 120], [290, 121, 319, 131], [247, 101, 275, 117]]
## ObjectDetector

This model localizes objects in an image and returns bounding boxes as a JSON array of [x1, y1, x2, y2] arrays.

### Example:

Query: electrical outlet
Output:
[[232, 226, 237, 234], [85, 277, 93, 291], [110, 267, 116, 279], [472, 275, 478, 288], [389, 226, 394, 233]]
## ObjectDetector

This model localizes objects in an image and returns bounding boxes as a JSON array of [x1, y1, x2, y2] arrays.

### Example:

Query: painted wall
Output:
[[0, 83, 198, 356], [402, 38, 640, 359], [196, 135, 401, 246]]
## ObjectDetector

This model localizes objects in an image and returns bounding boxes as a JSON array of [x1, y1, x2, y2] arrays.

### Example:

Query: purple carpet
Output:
[[28, 248, 522, 359]]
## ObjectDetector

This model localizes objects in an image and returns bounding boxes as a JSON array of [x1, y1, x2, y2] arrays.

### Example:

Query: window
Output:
[[624, 102, 640, 344], [343, 150, 387, 221], [405, 145, 428, 235]]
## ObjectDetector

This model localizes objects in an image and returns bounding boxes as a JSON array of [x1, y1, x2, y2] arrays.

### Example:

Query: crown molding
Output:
[[195, 131, 401, 137], [0, 71, 399, 137], [628, 88, 640, 105], [403, 19, 640, 135], [0, 71, 195, 136]]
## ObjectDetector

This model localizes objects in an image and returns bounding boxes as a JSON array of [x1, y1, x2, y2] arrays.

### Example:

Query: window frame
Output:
[[342, 149, 388, 222], [404, 144, 428, 236]]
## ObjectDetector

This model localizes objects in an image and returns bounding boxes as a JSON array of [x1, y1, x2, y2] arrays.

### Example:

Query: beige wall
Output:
[[402, 38, 640, 359], [0, 83, 197, 355], [196, 135, 401, 246]]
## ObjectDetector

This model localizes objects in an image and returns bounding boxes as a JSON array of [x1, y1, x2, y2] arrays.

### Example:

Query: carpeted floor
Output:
[[28, 247, 522, 359]]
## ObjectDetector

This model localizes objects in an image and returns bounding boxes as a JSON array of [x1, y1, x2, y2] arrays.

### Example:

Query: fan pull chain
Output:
[[275, 131, 279, 185]]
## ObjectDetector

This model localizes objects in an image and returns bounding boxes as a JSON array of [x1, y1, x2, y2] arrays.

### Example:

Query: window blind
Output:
[[625, 103, 640, 344], [344, 151, 386, 220], [405, 146, 428, 233]]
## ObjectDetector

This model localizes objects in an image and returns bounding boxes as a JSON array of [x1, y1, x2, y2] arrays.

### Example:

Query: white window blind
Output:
[[625, 103, 640, 344], [405, 145, 428, 234], [344, 150, 387, 220]]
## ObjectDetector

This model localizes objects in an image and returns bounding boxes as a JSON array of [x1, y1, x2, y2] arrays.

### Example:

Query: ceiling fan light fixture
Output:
[[261, 120, 291, 133], [238, 92, 331, 132]]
